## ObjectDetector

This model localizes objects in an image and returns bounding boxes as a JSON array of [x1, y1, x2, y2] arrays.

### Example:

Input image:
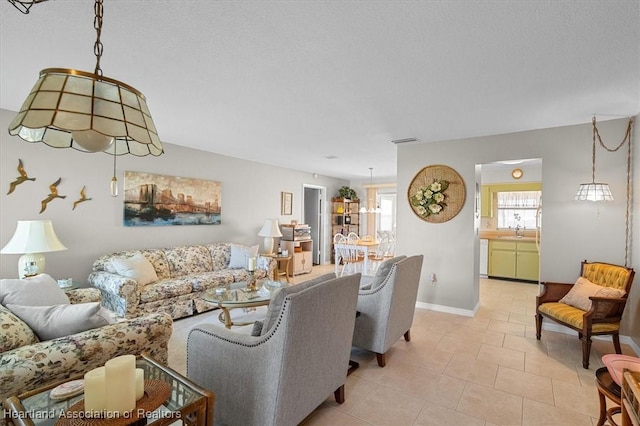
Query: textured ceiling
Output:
[[1, 1, 638, 180]]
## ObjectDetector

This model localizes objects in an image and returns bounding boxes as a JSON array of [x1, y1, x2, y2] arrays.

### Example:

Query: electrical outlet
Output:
[[430, 272, 437, 286]]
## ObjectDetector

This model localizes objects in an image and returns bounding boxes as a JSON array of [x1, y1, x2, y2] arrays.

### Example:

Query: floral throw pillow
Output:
[[0, 304, 38, 353]]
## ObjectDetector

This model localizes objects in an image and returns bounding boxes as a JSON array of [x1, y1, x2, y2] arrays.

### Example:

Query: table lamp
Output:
[[258, 219, 283, 254], [1, 220, 67, 278]]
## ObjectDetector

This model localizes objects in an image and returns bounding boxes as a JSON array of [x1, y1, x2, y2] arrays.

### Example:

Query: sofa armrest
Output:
[[66, 288, 101, 304], [0, 312, 172, 400], [258, 255, 277, 278], [88, 271, 140, 317]]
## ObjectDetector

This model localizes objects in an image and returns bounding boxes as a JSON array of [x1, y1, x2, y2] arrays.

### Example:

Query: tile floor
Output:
[[168, 265, 635, 426]]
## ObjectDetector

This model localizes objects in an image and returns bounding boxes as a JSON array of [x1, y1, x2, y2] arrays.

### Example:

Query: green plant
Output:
[[337, 186, 358, 200]]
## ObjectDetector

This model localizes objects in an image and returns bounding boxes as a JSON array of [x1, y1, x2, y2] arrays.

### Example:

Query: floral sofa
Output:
[[88, 243, 276, 319], [0, 288, 172, 400]]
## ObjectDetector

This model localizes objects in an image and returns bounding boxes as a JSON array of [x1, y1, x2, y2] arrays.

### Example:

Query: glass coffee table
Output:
[[2, 354, 214, 426], [202, 280, 286, 329]]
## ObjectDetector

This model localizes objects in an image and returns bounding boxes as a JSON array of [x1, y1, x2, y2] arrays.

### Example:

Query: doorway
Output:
[[478, 158, 542, 285], [303, 185, 325, 265]]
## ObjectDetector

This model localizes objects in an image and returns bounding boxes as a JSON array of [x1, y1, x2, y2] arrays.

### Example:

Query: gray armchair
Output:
[[186, 273, 360, 426], [352, 255, 424, 367]]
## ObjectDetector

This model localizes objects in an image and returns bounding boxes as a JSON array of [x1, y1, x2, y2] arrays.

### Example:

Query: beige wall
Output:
[[397, 117, 639, 343], [0, 109, 347, 281]]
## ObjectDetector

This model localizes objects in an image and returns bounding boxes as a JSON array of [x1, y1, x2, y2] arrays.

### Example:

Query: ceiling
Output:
[[1, 1, 638, 181]]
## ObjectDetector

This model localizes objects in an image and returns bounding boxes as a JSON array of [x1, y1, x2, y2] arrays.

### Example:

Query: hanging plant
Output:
[[337, 186, 358, 200]]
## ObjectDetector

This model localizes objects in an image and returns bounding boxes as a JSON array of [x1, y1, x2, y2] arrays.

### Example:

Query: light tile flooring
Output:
[[168, 265, 636, 426]]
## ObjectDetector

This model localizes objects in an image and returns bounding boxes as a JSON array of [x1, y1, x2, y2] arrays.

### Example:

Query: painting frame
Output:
[[281, 192, 293, 215], [123, 171, 222, 227]]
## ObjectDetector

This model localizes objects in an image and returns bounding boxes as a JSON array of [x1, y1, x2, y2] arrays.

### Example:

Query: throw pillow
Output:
[[6, 302, 104, 341], [0, 274, 70, 307], [111, 253, 158, 286], [228, 244, 259, 269], [0, 304, 38, 352], [260, 273, 336, 336], [559, 276, 626, 317]]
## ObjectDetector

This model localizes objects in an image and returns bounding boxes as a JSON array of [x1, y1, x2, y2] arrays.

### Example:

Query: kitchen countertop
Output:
[[480, 231, 538, 242]]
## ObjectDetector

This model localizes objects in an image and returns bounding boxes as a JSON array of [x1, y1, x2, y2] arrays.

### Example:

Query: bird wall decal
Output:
[[7, 159, 35, 195], [72, 186, 92, 210], [40, 178, 66, 214]]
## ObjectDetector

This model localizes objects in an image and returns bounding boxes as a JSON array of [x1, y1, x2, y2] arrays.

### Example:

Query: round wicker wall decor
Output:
[[408, 164, 466, 223]]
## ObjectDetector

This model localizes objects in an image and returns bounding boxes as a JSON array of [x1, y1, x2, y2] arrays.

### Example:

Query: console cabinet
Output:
[[281, 240, 313, 276]]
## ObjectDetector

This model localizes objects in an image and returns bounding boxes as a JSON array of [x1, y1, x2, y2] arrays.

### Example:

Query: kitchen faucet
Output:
[[515, 224, 524, 237]]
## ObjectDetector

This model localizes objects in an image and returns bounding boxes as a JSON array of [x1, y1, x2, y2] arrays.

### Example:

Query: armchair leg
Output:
[[581, 335, 592, 369], [404, 330, 411, 342], [376, 352, 386, 367], [535, 314, 542, 340], [612, 333, 622, 354], [334, 385, 345, 404]]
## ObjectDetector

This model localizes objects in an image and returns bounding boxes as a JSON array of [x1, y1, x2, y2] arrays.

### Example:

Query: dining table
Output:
[[334, 239, 380, 276]]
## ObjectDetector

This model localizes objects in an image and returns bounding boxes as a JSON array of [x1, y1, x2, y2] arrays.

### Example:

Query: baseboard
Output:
[[415, 301, 479, 317], [542, 322, 640, 355]]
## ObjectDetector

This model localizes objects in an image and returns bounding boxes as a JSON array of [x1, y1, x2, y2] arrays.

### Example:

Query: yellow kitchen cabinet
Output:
[[516, 241, 539, 281], [481, 185, 493, 217], [488, 240, 539, 281]]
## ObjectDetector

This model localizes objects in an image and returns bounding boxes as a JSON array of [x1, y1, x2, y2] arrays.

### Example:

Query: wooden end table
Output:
[[2, 354, 214, 426], [265, 254, 292, 283]]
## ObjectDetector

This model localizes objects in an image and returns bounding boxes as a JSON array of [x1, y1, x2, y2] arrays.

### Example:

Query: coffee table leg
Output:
[[218, 307, 233, 329]]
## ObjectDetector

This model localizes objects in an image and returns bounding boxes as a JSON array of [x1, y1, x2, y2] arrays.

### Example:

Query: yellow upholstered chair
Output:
[[536, 260, 635, 369]]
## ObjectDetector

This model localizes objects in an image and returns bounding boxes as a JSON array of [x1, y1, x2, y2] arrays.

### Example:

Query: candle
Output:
[[135, 368, 144, 401], [247, 256, 257, 271], [84, 367, 106, 416], [105, 355, 136, 415]]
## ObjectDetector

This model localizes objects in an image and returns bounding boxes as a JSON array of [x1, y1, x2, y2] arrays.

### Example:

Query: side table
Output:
[[2, 354, 214, 426], [266, 254, 292, 283]]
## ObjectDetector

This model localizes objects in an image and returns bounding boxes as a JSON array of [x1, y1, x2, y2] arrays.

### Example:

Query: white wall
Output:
[[397, 117, 639, 336], [0, 109, 348, 281]]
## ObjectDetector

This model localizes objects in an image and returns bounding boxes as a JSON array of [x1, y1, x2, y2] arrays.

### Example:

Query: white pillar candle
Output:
[[105, 355, 136, 415], [247, 256, 257, 271], [84, 367, 106, 416], [135, 368, 145, 400]]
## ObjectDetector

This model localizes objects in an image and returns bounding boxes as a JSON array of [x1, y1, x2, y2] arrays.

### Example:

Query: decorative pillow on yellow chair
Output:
[[559, 277, 626, 317]]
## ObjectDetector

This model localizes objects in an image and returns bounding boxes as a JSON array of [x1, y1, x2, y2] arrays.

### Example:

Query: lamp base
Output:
[[18, 253, 45, 279], [263, 237, 275, 255]]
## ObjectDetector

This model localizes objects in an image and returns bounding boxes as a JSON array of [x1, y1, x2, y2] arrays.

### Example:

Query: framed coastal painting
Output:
[[123, 171, 222, 226]]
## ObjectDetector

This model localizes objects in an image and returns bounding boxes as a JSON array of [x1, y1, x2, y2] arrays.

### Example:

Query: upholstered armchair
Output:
[[186, 273, 360, 426], [352, 255, 424, 367], [536, 260, 635, 369]]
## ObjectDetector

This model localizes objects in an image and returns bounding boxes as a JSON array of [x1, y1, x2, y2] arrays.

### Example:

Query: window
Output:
[[497, 191, 541, 229], [377, 194, 396, 233]]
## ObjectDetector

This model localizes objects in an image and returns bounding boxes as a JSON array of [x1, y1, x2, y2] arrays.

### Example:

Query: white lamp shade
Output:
[[258, 219, 283, 238], [258, 219, 282, 255], [574, 183, 614, 202], [1, 220, 67, 278]]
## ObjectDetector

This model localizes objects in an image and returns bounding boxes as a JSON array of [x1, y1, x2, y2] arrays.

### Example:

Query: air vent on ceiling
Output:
[[391, 138, 418, 144]]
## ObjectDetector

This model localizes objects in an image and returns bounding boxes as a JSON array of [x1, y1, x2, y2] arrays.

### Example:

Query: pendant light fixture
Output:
[[7, 0, 164, 197], [360, 168, 382, 214], [574, 116, 633, 202]]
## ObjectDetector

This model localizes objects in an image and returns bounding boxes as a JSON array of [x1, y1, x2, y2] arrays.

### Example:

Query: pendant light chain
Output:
[[592, 116, 634, 267], [93, 0, 104, 76]]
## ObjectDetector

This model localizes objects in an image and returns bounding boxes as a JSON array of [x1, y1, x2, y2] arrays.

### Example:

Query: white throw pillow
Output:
[[111, 253, 158, 286], [5, 302, 109, 341], [0, 274, 70, 307], [228, 244, 259, 269]]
